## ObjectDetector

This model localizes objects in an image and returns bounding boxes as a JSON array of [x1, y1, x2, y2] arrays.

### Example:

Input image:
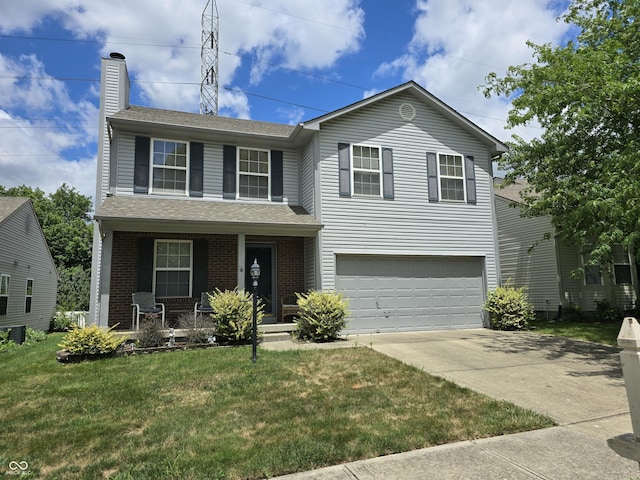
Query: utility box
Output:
[[1, 325, 26, 345]]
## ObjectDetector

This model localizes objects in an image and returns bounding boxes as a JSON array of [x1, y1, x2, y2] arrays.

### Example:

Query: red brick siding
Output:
[[108, 232, 305, 328]]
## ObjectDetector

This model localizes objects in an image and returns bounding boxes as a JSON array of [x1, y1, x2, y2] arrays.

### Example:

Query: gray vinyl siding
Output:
[[115, 133, 299, 204], [304, 237, 315, 291], [316, 92, 498, 293], [301, 141, 315, 215], [495, 196, 560, 312], [0, 203, 57, 331]]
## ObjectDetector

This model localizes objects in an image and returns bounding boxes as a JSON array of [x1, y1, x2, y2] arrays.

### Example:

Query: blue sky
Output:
[[0, 0, 571, 202]]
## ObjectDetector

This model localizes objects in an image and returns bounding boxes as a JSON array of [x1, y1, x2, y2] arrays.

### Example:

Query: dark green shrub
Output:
[[294, 290, 349, 342], [138, 319, 166, 348], [58, 324, 124, 355], [594, 299, 622, 323], [207, 288, 263, 345], [177, 313, 216, 344], [484, 283, 534, 330]]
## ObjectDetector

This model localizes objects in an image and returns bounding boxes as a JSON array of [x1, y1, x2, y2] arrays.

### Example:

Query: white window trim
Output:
[[149, 138, 190, 196], [153, 240, 193, 298], [25, 278, 33, 314], [613, 247, 633, 285], [0, 274, 9, 316], [351, 143, 383, 198], [581, 253, 603, 286], [236, 146, 271, 200], [437, 152, 466, 202]]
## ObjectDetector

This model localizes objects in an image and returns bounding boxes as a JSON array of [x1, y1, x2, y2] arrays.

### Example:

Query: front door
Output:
[[245, 245, 274, 315]]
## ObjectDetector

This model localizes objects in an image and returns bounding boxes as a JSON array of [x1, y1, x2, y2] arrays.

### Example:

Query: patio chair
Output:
[[131, 292, 165, 331], [281, 293, 300, 322], [194, 292, 214, 324]]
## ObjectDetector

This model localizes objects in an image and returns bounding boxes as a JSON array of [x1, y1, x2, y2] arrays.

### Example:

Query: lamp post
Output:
[[250, 258, 260, 363]]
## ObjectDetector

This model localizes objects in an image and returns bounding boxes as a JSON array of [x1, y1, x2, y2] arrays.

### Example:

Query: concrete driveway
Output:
[[360, 329, 631, 439]]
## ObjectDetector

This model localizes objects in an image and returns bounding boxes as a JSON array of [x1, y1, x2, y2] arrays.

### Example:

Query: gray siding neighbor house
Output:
[[0, 197, 57, 332], [495, 179, 637, 315], [89, 53, 507, 334]]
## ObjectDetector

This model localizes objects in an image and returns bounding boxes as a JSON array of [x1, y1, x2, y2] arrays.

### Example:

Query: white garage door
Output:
[[336, 255, 485, 333]]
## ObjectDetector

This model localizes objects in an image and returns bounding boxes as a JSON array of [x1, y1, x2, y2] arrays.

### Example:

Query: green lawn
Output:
[[529, 319, 622, 346], [0, 334, 553, 480]]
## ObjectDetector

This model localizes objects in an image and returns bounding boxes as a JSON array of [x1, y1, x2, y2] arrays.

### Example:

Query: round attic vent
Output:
[[399, 102, 416, 121], [110, 52, 125, 60]]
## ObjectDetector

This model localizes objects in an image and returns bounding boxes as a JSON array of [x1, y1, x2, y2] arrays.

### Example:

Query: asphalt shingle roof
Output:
[[494, 178, 531, 203], [95, 196, 321, 230], [0, 197, 29, 224], [109, 106, 296, 138]]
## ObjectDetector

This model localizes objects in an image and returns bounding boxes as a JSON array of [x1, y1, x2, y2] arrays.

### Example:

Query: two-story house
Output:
[[89, 53, 506, 334]]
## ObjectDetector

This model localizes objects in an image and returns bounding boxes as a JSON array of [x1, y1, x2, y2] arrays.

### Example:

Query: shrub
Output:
[[484, 283, 534, 330], [208, 288, 263, 345], [178, 313, 216, 344], [594, 299, 622, 323], [0, 330, 17, 353], [137, 319, 166, 348], [294, 290, 349, 342], [24, 327, 47, 345], [50, 311, 75, 332], [58, 324, 125, 355]]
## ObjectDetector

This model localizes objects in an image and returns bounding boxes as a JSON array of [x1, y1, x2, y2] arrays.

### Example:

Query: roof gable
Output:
[[0, 197, 30, 224], [302, 81, 507, 156]]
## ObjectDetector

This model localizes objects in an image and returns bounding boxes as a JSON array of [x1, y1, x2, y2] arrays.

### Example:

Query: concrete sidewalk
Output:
[[264, 329, 640, 479]]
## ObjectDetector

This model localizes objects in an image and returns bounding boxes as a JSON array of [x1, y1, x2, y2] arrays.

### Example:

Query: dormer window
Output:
[[151, 139, 188, 194]]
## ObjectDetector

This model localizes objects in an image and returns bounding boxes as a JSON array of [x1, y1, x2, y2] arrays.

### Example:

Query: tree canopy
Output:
[[483, 0, 640, 266]]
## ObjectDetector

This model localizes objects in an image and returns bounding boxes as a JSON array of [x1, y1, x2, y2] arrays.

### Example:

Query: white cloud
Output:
[[375, 0, 570, 143]]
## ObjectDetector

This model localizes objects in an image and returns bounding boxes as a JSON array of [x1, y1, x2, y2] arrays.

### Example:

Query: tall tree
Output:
[[483, 0, 640, 266]]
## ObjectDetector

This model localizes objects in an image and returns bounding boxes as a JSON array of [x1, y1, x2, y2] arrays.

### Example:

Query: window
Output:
[[439, 154, 465, 201], [238, 147, 269, 199], [352, 145, 381, 196], [152, 139, 188, 193], [613, 246, 632, 285], [25, 279, 33, 314], [582, 253, 603, 285], [0, 274, 9, 315], [154, 240, 192, 297]]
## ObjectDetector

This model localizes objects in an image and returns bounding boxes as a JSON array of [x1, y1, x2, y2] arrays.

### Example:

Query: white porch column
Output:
[[97, 229, 113, 328], [237, 234, 245, 291]]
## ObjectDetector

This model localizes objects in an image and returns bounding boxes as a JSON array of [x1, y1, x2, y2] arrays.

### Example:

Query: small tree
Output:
[[294, 290, 349, 342], [483, 283, 535, 330]]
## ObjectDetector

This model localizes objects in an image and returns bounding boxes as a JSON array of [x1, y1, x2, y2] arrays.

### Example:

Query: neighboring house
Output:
[[89, 53, 507, 334], [494, 178, 637, 315], [0, 197, 58, 332]]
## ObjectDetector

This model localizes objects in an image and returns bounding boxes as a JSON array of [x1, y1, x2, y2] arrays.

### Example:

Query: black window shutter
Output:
[[426, 152, 439, 202], [271, 150, 283, 202], [192, 239, 208, 297], [223, 145, 236, 199], [137, 237, 154, 292], [382, 147, 394, 199], [338, 143, 351, 196], [465, 155, 477, 204], [190, 142, 204, 198], [134, 136, 150, 194]]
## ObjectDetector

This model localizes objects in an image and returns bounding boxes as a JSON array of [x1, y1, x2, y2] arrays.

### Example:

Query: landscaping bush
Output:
[[294, 290, 349, 342], [24, 327, 47, 345], [0, 329, 16, 352], [58, 324, 124, 355], [594, 299, 623, 323], [177, 313, 216, 344], [137, 319, 166, 348], [484, 283, 535, 330], [50, 311, 75, 332], [207, 288, 263, 345]]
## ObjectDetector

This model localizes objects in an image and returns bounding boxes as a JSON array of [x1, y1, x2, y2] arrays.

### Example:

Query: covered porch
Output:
[[93, 196, 322, 330]]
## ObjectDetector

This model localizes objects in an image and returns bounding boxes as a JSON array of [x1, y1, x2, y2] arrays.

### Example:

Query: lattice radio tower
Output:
[[201, 0, 219, 115]]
